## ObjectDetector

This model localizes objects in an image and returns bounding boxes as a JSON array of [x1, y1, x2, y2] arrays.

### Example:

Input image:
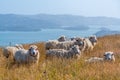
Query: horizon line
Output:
[[0, 13, 120, 19]]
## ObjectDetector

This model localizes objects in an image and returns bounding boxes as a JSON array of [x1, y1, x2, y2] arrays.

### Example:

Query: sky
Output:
[[0, 0, 120, 18]]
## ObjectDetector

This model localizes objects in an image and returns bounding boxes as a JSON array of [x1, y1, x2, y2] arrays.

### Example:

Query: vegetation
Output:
[[0, 35, 120, 80]]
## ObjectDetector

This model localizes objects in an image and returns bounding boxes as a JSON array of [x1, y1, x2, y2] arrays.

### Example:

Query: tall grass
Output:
[[0, 35, 120, 80]]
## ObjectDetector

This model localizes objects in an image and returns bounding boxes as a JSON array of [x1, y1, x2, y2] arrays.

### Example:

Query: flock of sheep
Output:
[[46, 35, 115, 62], [1, 35, 115, 66]]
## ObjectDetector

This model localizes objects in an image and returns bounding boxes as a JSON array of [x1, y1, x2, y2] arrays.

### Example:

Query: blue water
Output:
[[0, 27, 100, 46]]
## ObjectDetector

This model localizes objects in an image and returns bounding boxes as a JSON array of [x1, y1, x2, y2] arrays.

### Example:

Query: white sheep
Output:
[[46, 45, 81, 59], [45, 40, 59, 50], [85, 51, 115, 63], [2, 44, 24, 58], [84, 35, 97, 51], [14, 45, 40, 64], [46, 39, 84, 50]]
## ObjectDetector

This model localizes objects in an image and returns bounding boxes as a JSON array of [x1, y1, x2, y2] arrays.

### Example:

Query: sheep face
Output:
[[104, 52, 115, 61], [89, 35, 97, 45], [71, 45, 80, 54], [75, 38, 84, 46], [71, 45, 81, 59], [29, 45, 39, 57], [75, 38, 85, 51]]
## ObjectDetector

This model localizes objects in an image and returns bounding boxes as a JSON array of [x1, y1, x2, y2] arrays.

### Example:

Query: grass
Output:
[[0, 35, 120, 80]]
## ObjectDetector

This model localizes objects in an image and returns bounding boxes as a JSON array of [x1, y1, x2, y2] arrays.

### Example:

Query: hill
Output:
[[0, 35, 120, 80], [95, 27, 120, 37], [0, 14, 120, 31]]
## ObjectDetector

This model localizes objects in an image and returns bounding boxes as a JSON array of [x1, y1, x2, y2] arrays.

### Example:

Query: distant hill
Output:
[[94, 28, 120, 37], [0, 14, 120, 31]]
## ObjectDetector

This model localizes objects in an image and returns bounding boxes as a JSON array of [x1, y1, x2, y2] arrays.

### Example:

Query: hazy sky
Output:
[[0, 0, 120, 18]]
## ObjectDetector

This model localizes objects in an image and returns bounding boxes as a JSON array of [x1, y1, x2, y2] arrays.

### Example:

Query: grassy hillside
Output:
[[0, 35, 120, 80]]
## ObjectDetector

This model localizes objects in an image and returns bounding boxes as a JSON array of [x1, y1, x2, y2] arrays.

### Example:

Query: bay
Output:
[[0, 27, 100, 46]]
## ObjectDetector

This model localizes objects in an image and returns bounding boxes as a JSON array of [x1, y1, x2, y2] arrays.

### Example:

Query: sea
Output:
[[0, 25, 119, 46]]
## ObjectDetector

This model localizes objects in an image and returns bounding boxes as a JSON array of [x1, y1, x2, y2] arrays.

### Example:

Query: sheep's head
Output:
[[71, 45, 81, 54], [104, 52, 115, 61], [75, 38, 85, 50], [89, 35, 97, 46], [29, 45, 39, 57], [75, 38, 84, 45]]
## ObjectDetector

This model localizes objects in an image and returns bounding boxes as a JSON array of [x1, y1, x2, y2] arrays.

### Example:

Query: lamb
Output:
[[46, 39, 84, 50], [2, 44, 24, 58], [14, 45, 40, 64], [46, 45, 81, 59], [84, 35, 97, 51], [85, 51, 115, 63]]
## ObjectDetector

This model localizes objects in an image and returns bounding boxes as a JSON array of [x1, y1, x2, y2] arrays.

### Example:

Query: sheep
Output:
[[2, 44, 24, 59], [46, 45, 81, 59], [84, 35, 97, 51], [45, 40, 59, 50], [14, 45, 40, 64], [46, 39, 84, 50], [85, 51, 115, 63]]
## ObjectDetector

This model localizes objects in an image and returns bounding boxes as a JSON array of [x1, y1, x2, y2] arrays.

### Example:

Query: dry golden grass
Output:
[[0, 35, 120, 80]]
